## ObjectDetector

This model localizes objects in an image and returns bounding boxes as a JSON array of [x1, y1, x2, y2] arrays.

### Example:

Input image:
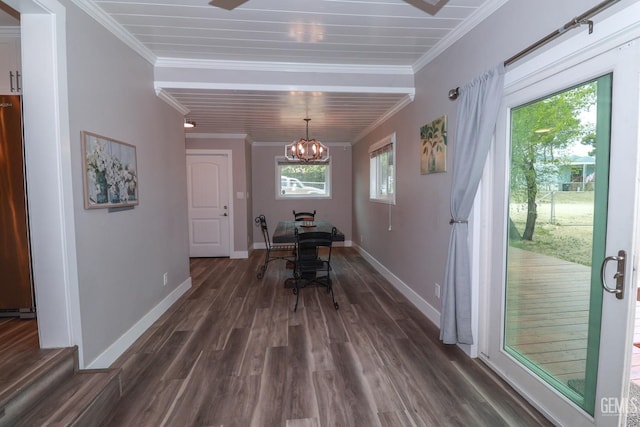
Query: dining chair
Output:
[[293, 210, 316, 222], [254, 214, 296, 279], [292, 226, 338, 312]]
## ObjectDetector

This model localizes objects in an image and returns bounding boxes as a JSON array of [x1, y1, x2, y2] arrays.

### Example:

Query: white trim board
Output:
[[9, 0, 86, 364], [231, 251, 249, 259], [70, 0, 155, 64], [154, 81, 415, 95], [156, 57, 414, 76], [86, 277, 192, 369], [155, 88, 189, 116]]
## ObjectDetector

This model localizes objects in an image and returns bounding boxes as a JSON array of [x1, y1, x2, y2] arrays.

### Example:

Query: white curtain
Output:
[[440, 64, 505, 345]]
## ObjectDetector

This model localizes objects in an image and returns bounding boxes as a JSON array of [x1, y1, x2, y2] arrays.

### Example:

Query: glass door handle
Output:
[[600, 250, 626, 300]]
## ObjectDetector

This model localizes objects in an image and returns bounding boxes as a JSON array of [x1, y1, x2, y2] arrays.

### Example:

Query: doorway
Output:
[[502, 74, 611, 414], [3, 0, 82, 361], [0, 3, 39, 359], [481, 36, 640, 426], [186, 150, 233, 257]]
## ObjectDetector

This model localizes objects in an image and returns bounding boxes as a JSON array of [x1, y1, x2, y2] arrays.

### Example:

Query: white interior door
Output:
[[481, 39, 640, 426], [186, 154, 230, 257]]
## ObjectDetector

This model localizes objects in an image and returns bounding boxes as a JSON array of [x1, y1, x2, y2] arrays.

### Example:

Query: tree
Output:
[[580, 131, 597, 157], [510, 82, 595, 241], [281, 164, 326, 185]]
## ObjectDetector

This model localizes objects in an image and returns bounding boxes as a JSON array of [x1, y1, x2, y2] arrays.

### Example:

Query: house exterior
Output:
[[558, 155, 597, 192], [3, 0, 640, 425]]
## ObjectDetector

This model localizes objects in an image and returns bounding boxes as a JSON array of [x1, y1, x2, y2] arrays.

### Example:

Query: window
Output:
[[369, 133, 395, 204], [276, 158, 331, 199]]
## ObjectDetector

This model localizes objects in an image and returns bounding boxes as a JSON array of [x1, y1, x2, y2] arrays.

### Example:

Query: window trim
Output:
[[275, 156, 332, 200], [369, 132, 396, 204]]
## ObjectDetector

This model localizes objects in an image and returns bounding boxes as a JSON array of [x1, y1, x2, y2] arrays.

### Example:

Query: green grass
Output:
[[509, 191, 594, 266]]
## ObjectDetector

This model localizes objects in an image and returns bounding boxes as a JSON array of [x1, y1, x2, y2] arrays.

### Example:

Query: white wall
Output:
[[63, 0, 190, 366], [352, 0, 633, 319], [251, 144, 353, 245]]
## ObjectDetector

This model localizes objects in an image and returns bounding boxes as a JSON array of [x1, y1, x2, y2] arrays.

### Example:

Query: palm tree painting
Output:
[[420, 115, 447, 174]]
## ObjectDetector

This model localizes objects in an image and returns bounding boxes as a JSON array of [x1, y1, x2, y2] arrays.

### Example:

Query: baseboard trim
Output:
[[353, 244, 440, 327], [86, 277, 192, 369], [230, 250, 248, 259]]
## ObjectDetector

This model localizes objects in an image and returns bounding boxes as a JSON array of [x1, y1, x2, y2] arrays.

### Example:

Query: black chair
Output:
[[255, 215, 296, 279], [293, 210, 316, 222], [292, 226, 338, 312]]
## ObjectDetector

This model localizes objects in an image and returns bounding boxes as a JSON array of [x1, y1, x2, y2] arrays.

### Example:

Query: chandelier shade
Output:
[[285, 118, 329, 162]]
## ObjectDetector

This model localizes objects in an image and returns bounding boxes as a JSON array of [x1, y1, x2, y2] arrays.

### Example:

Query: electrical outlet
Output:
[[435, 283, 440, 298], [361, 234, 364, 243], [163, 272, 168, 286]]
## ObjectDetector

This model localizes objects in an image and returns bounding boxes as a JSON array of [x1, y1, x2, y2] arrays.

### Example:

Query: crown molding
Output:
[[412, 0, 509, 73], [155, 88, 190, 115], [353, 93, 415, 143], [70, 0, 156, 65], [155, 81, 415, 95], [65, 0, 499, 82], [155, 57, 414, 76]]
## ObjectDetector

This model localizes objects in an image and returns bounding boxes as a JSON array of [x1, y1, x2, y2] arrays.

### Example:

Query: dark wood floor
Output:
[[0, 317, 38, 354], [100, 247, 551, 427], [0, 316, 50, 393]]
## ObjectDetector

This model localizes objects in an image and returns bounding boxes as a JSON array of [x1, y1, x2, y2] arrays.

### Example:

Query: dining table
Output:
[[272, 219, 345, 244], [272, 220, 344, 288]]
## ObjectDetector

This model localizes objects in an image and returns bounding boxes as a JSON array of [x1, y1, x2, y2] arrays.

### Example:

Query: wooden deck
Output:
[[505, 247, 592, 387], [507, 246, 640, 394]]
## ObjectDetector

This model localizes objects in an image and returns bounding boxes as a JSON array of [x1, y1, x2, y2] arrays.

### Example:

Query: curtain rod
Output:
[[447, 0, 620, 100]]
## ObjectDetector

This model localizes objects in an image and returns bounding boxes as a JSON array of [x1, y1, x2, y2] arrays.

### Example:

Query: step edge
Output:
[[0, 346, 77, 427], [27, 368, 123, 427]]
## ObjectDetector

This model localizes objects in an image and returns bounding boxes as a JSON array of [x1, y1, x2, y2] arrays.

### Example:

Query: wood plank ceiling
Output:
[[10, 0, 497, 142]]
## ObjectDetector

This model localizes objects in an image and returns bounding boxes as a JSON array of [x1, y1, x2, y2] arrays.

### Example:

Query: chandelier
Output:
[[285, 118, 329, 162]]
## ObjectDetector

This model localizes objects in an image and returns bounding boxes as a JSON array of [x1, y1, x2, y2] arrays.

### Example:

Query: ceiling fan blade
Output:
[[403, 0, 450, 15], [208, 0, 250, 10]]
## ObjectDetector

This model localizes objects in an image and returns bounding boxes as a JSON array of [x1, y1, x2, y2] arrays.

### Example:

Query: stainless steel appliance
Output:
[[0, 94, 34, 317]]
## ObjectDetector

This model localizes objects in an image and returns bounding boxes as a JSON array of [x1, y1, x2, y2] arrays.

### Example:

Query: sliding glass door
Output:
[[504, 74, 611, 414], [484, 39, 640, 426]]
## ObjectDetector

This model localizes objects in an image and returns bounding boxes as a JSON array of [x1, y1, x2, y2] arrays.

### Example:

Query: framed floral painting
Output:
[[420, 115, 447, 174], [81, 131, 138, 209]]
